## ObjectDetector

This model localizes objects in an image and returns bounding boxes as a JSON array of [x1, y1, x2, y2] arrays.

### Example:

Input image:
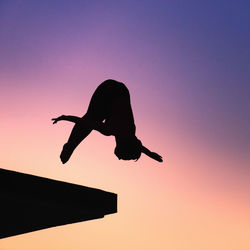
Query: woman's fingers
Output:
[[156, 155, 163, 162], [52, 118, 58, 124], [52, 115, 66, 124], [152, 152, 163, 162]]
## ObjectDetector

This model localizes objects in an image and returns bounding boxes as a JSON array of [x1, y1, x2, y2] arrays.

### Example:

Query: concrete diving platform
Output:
[[0, 168, 117, 238]]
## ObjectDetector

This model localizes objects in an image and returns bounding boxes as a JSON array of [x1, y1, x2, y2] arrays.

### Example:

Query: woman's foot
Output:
[[60, 143, 75, 164]]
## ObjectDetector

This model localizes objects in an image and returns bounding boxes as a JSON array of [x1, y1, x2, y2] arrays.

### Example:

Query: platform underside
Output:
[[0, 168, 117, 238]]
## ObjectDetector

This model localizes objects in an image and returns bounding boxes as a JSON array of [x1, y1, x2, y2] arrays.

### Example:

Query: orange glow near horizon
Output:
[[1, 1, 250, 249]]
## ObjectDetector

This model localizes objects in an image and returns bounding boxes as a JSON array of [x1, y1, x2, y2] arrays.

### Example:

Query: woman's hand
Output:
[[52, 115, 66, 124], [141, 145, 163, 162], [149, 152, 163, 162]]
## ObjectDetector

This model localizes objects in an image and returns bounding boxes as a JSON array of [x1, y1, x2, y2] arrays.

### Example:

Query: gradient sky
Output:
[[0, 1, 250, 249]]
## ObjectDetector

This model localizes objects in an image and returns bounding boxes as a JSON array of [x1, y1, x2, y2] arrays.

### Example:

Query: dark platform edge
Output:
[[0, 168, 117, 238]]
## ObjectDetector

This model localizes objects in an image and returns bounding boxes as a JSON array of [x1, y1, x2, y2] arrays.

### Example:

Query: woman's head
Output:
[[114, 137, 142, 161]]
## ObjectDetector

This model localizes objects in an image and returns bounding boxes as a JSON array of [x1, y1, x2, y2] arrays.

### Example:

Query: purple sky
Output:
[[0, 1, 250, 248]]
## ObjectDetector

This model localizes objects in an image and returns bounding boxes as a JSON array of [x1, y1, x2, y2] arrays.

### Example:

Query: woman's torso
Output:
[[87, 79, 136, 137]]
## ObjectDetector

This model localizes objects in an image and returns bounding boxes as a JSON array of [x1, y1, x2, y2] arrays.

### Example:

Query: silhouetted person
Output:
[[52, 79, 163, 163]]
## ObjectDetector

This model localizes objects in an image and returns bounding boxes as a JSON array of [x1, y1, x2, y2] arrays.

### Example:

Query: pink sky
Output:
[[1, 1, 250, 249]]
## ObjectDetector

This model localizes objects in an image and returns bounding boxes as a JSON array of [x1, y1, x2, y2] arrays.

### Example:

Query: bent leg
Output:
[[60, 80, 120, 164], [60, 93, 107, 164], [60, 116, 93, 164]]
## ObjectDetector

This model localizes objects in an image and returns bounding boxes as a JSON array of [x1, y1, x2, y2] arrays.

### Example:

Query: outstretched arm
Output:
[[141, 145, 163, 162], [52, 115, 112, 136], [52, 115, 81, 124]]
